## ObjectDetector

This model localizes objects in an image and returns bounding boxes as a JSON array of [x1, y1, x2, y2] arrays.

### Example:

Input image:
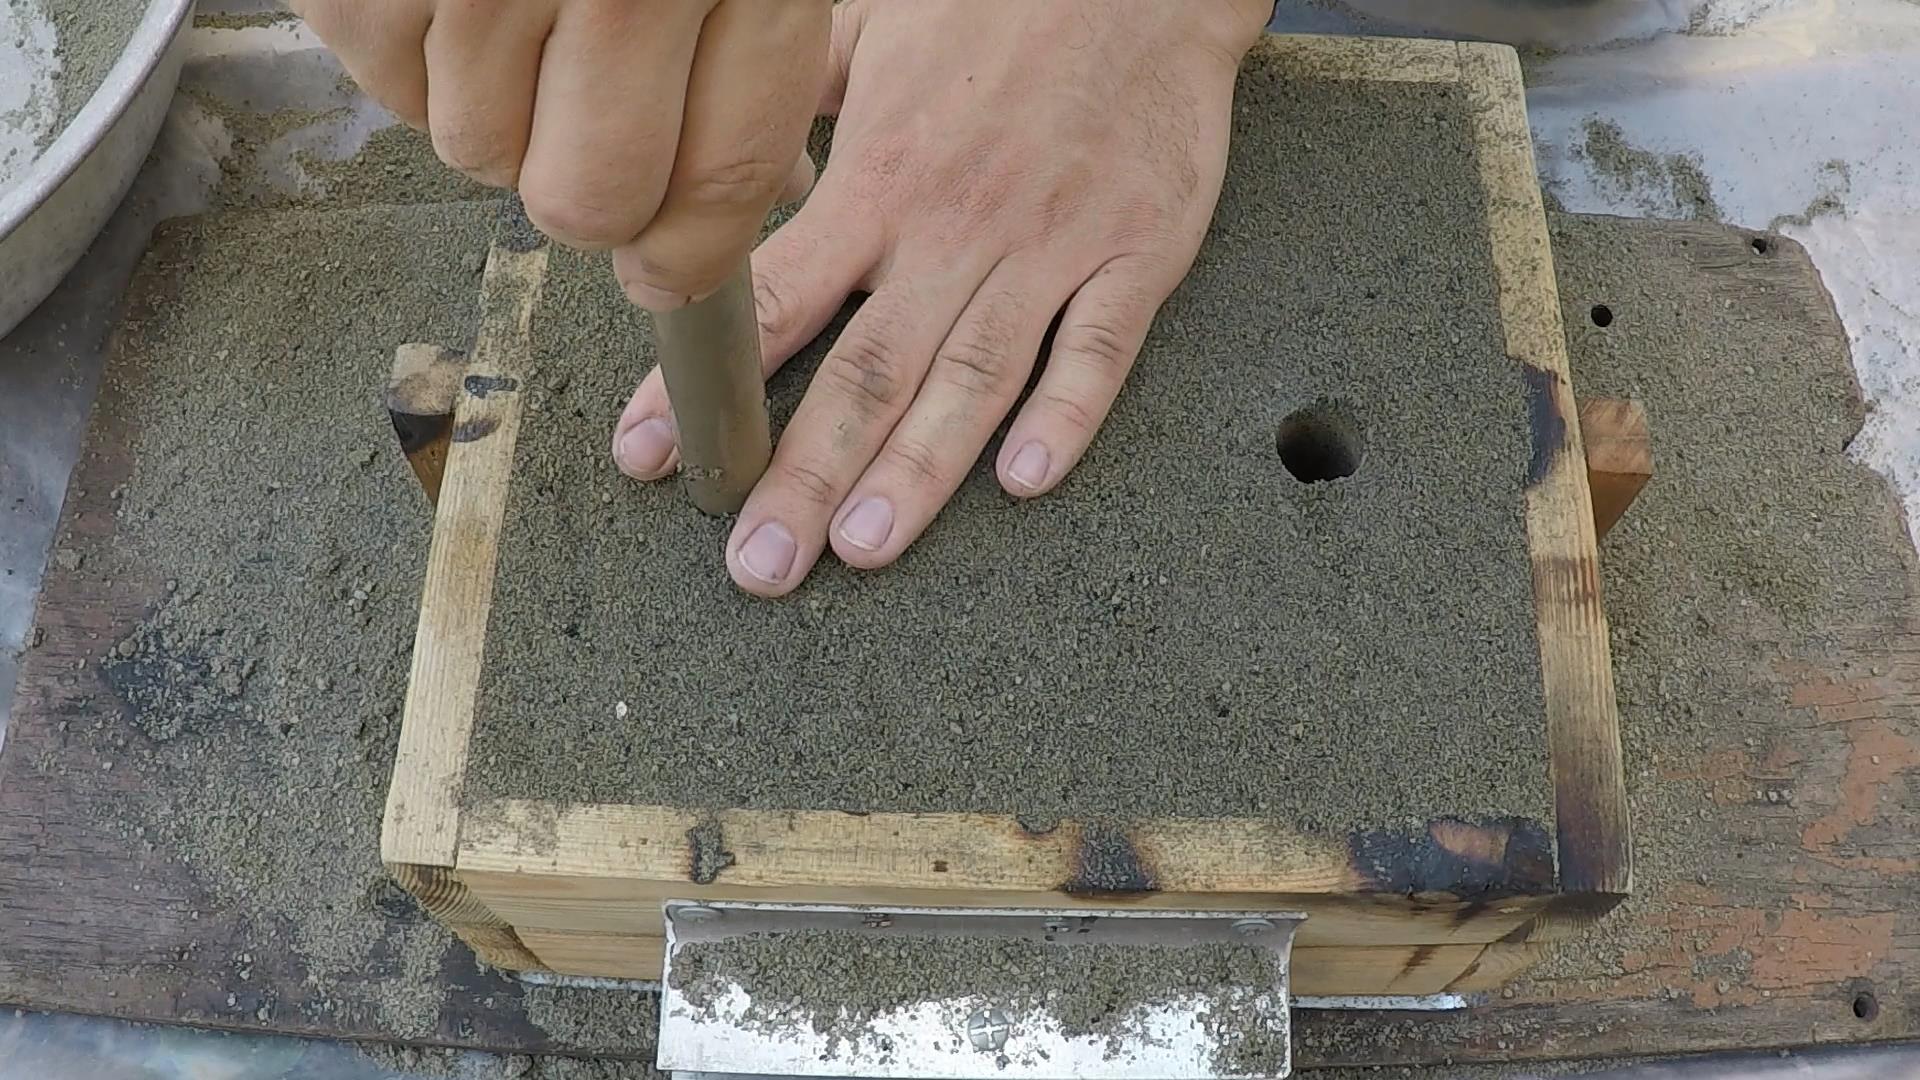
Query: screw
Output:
[[966, 1007, 1012, 1052], [1232, 918, 1275, 936], [674, 905, 722, 924]]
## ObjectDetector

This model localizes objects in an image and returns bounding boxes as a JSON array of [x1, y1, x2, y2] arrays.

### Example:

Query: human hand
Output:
[[615, 0, 1272, 596], [293, 0, 831, 308]]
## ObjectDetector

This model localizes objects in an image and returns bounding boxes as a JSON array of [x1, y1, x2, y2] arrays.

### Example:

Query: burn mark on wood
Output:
[[389, 410, 451, 455], [1016, 814, 1061, 837], [1553, 726, 1629, 895], [463, 375, 519, 400], [1349, 816, 1556, 897], [687, 820, 734, 885], [451, 417, 500, 444], [1521, 362, 1566, 488], [1064, 823, 1158, 896], [494, 195, 546, 254]]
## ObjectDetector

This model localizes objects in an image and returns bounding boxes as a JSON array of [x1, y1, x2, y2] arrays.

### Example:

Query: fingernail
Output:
[[838, 496, 894, 552], [1008, 441, 1051, 492], [737, 521, 798, 585], [624, 281, 691, 312], [616, 417, 675, 476]]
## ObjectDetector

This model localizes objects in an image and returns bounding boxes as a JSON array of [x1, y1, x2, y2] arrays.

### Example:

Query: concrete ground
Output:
[[2, 0, 1916, 1075]]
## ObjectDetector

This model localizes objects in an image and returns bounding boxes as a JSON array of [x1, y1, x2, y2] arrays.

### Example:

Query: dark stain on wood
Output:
[[686, 820, 734, 885], [451, 417, 500, 443], [463, 375, 519, 399], [1016, 815, 1061, 837], [1521, 361, 1566, 488], [389, 409, 452, 454], [1399, 943, 1441, 980], [1349, 817, 1556, 897], [1063, 823, 1158, 896], [494, 195, 546, 254]]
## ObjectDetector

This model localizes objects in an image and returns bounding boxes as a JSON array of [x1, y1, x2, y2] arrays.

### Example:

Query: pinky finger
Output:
[[995, 255, 1172, 498]]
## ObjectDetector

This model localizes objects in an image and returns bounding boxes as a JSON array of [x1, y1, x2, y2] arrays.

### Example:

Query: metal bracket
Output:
[[658, 901, 1307, 1080]]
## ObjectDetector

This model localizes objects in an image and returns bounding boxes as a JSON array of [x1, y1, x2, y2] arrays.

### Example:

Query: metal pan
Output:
[[0, 0, 194, 339]]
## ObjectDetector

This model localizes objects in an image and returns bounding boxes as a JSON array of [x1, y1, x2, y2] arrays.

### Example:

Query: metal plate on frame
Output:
[[657, 902, 1305, 1080]]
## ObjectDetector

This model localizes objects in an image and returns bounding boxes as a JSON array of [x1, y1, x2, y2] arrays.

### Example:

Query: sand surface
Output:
[[465, 75, 1553, 833]]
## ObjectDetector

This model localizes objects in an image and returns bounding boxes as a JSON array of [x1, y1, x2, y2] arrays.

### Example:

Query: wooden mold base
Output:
[[382, 35, 1631, 997]]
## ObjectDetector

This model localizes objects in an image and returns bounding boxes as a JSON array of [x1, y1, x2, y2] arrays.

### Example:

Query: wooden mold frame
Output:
[[382, 36, 1631, 997]]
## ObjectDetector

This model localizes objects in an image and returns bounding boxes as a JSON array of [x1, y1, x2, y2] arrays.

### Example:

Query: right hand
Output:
[[292, 0, 831, 310]]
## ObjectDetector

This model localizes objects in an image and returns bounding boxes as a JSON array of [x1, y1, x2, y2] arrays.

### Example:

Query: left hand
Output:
[[613, 0, 1273, 596]]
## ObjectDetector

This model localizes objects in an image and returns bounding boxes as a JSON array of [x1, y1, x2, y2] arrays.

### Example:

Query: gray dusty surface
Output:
[[49, 0, 146, 132], [76, 202, 490, 1034], [467, 75, 1553, 833], [671, 931, 1287, 1075], [1512, 215, 1916, 986]]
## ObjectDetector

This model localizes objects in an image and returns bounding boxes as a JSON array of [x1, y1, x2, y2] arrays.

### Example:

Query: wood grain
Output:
[[1461, 42, 1631, 899], [382, 207, 550, 874], [453, 800, 1575, 951], [1580, 397, 1653, 540], [385, 342, 467, 506]]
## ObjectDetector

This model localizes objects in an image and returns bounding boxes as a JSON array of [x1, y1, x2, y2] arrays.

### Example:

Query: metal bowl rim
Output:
[[0, 0, 196, 237]]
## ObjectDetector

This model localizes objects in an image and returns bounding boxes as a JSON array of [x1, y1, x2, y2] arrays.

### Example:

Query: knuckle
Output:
[[1061, 318, 1138, 373], [1034, 388, 1102, 438], [679, 158, 789, 211], [772, 459, 838, 507], [880, 435, 946, 488], [935, 326, 1018, 396], [520, 183, 635, 248], [753, 272, 799, 343], [820, 334, 908, 414], [430, 117, 522, 188]]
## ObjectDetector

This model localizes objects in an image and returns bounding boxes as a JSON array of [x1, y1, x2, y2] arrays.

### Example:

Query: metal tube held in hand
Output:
[[649, 260, 772, 515]]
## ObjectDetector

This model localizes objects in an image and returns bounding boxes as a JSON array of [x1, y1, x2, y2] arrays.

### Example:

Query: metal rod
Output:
[[650, 260, 772, 515]]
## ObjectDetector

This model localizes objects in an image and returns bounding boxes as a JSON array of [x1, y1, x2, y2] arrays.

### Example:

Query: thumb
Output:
[[817, 0, 867, 116]]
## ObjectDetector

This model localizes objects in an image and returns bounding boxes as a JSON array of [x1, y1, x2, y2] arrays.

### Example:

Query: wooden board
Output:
[[0, 94, 1906, 1080], [382, 34, 1628, 998], [0, 197, 1905, 1067]]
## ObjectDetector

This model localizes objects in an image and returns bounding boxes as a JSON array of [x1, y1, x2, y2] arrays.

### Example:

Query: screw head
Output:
[[1232, 917, 1275, 936], [674, 905, 722, 924], [966, 1007, 1012, 1052]]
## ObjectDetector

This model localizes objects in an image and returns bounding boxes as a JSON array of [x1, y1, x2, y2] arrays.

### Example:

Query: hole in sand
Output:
[[1751, 236, 1772, 255], [1590, 304, 1614, 328], [1852, 992, 1879, 1021], [1277, 403, 1364, 483]]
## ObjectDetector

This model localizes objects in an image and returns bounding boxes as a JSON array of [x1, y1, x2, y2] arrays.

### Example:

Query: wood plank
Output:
[[382, 199, 549, 874], [384, 342, 467, 506], [0, 70, 1905, 1078], [1460, 42, 1631, 898], [454, 800, 1581, 950], [513, 926, 1537, 997], [1580, 397, 1654, 540]]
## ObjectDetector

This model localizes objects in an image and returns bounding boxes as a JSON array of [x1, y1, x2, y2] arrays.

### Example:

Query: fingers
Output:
[[518, 0, 709, 250], [298, 0, 434, 128], [723, 264, 988, 596], [827, 256, 1073, 569], [818, 0, 869, 116], [421, 0, 555, 186], [996, 255, 1173, 497], [612, 192, 881, 480], [614, 0, 833, 309]]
